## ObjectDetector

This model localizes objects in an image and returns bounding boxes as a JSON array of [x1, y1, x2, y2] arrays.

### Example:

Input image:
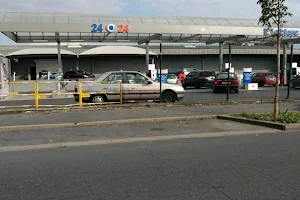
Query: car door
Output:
[[64, 71, 77, 80], [292, 75, 300, 87], [92, 72, 128, 101], [125, 72, 157, 100]]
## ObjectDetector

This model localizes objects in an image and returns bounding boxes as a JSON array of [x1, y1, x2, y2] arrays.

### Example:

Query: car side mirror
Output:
[[147, 80, 153, 84]]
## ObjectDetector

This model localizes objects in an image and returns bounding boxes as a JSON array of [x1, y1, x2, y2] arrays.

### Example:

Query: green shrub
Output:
[[231, 110, 300, 124]]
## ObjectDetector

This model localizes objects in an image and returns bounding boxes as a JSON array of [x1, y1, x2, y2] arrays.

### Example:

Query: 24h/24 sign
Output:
[[91, 24, 129, 33]]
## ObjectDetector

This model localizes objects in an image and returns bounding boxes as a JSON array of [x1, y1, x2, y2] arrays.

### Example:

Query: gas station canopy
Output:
[[1, 12, 300, 44]]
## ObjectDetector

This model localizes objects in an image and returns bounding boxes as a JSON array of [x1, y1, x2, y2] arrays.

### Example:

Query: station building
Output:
[[0, 12, 300, 80]]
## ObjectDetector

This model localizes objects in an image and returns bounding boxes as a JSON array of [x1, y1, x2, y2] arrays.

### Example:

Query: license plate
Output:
[[222, 82, 231, 84]]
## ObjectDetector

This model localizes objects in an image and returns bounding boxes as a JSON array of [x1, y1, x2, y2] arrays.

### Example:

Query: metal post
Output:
[[287, 44, 293, 99], [227, 44, 231, 101], [159, 43, 162, 103], [34, 82, 39, 109], [283, 44, 287, 85], [120, 82, 123, 104], [219, 42, 223, 72], [146, 42, 149, 71], [79, 82, 83, 106]]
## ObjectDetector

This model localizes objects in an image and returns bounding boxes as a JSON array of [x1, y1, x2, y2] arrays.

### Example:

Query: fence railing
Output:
[[0, 80, 124, 109], [0, 80, 299, 109], [0, 81, 36, 109]]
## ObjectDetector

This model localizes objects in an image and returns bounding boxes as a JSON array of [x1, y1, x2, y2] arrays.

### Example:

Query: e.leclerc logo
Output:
[[263, 28, 300, 37]]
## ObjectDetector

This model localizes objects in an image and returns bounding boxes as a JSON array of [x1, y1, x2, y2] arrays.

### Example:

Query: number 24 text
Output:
[[91, 24, 130, 33]]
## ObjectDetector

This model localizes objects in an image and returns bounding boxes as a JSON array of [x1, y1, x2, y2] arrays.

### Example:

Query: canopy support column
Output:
[[76, 55, 79, 70], [56, 32, 62, 73], [57, 41, 62, 70], [219, 43, 223, 72], [146, 41, 149, 71]]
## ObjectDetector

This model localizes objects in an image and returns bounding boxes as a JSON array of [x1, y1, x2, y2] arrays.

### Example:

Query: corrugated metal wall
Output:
[[10, 54, 282, 78], [90, 56, 149, 74]]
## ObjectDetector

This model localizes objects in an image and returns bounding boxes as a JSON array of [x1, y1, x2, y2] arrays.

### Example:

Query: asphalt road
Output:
[[1, 87, 299, 107], [1, 130, 300, 200]]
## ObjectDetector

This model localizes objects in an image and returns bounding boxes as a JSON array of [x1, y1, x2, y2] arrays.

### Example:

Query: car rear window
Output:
[[265, 73, 275, 77], [188, 71, 199, 77], [199, 72, 211, 77], [216, 73, 237, 79]]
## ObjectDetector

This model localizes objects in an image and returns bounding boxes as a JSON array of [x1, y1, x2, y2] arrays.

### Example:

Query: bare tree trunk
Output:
[[274, 38, 280, 118]]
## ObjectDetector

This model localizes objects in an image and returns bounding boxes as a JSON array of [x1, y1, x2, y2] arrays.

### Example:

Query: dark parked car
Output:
[[213, 73, 239, 93], [291, 74, 300, 88], [63, 70, 95, 80], [174, 68, 200, 76], [182, 70, 216, 89]]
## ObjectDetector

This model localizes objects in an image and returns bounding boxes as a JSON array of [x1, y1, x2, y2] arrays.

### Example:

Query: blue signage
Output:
[[243, 72, 252, 85], [263, 28, 300, 37], [157, 74, 168, 84]]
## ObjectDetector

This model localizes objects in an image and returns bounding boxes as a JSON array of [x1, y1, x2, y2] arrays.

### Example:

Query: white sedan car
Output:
[[74, 71, 185, 103]]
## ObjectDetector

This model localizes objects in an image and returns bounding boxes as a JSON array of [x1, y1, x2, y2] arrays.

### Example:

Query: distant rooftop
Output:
[[3, 12, 300, 28], [1, 12, 300, 45]]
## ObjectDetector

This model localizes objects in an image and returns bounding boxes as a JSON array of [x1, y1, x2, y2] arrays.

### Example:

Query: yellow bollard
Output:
[[34, 82, 39, 108], [79, 81, 83, 107], [120, 82, 122, 104]]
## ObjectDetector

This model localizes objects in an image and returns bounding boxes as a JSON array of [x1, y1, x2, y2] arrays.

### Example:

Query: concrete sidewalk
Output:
[[0, 102, 299, 127], [0, 120, 272, 148]]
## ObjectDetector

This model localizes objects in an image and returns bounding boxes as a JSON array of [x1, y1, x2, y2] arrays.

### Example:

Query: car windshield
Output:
[[216, 73, 237, 79], [78, 70, 90, 75]]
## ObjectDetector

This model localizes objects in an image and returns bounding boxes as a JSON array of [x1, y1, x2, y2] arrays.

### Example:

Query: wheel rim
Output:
[[92, 95, 104, 103], [164, 95, 173, 103]]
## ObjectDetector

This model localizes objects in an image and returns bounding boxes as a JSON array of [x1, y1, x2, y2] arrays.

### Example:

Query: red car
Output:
[[252, 72, 276, 86], [213, 73, 239, 93]]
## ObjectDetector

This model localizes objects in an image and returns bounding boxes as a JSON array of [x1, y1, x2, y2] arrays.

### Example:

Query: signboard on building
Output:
[[263, 28, 300, 37]]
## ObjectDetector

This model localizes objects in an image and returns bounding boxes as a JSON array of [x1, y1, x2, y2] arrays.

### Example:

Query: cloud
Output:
[[0, 0, 127, 17], [0, 0, 298, 20], [137, 0, 300, 20], [0, 0, 299, 45]]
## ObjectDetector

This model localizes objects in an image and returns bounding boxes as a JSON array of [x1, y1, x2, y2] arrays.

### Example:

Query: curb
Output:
[[285, 123, 300, 131], [217, 115, 286, 130], [0, 115, 217, 132], [0, 129, 281, 153], [1, 99, 300, 115]]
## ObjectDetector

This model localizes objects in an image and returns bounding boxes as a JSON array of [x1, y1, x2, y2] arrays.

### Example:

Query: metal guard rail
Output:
[[0, 81, 123, 109]]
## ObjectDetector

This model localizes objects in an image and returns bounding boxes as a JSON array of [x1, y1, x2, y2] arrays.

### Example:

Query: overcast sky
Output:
[[0, 0, 299, 45]]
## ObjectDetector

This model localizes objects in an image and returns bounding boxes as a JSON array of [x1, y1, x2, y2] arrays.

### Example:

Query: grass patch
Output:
[[231, 110, 300, 124]]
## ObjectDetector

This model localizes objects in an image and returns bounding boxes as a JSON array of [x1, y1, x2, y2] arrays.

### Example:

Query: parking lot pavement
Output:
[[0, 102, 298, 127], [0, 119, 271, 148]]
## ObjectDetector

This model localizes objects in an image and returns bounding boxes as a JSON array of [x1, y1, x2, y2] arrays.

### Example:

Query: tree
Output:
[[257, 0, 292, 118]]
